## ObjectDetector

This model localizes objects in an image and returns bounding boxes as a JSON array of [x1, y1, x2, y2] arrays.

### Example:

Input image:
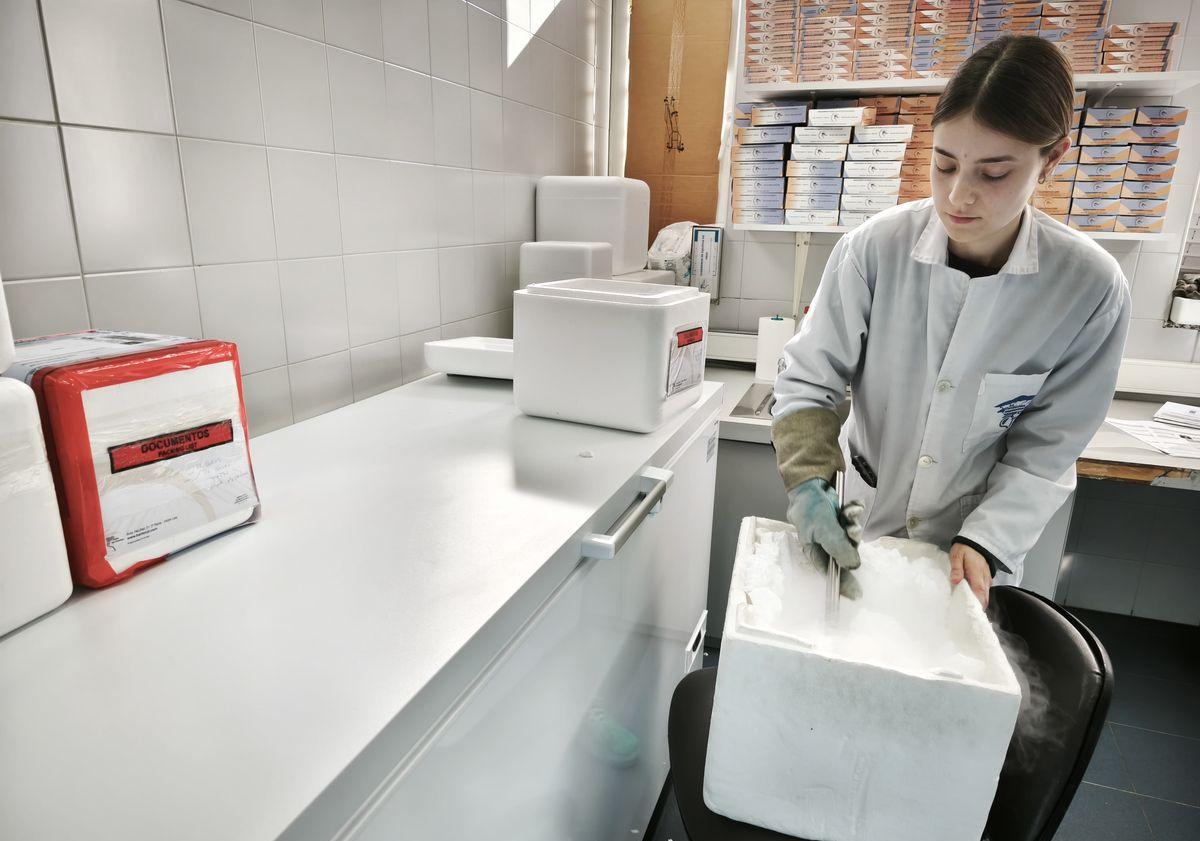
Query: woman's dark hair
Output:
[[932, 35, 1074, 155]]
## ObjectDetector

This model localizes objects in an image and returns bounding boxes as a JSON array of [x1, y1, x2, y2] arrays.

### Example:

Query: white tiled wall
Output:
[[1060, 479, 1200, 625], [0, 0, 611, 436], [715, 0, 1200, 366]]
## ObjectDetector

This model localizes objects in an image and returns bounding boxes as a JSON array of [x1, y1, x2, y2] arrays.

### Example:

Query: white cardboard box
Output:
[[703, 518, 1021, 841]]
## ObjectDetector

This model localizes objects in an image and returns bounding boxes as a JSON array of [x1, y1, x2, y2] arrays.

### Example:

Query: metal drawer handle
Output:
[[581, 467, 674, 560]]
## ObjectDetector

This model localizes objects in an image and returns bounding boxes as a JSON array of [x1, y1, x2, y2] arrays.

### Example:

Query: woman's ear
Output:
[[1040, 135, 1071, 180]]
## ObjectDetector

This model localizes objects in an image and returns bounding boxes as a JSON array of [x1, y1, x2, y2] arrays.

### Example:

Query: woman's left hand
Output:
[[950, 542, 992, 609]]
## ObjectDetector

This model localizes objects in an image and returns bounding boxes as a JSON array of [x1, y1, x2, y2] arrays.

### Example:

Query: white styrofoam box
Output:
[[0, 378, 73, 637], [514, 278, 709, 432], [425, 336, 514, 379], [518, 241, 613, 289], [535, 176, 651, 275], [704, 518, 1021, 841], [616, 268, 679, 284], [0, 276, 14, 373]]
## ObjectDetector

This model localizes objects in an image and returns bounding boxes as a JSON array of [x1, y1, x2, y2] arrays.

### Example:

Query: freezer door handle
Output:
[[581, 467, 674, 560]]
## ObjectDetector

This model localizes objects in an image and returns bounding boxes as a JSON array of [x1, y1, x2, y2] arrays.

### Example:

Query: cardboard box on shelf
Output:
[[1102, 55, 1170, 72], [1072, 180, 1122, 199], [912, 21, 976, 37], [732, 143, 788, 162], [915, 8, 976, 23], [1080, 126, 1137, 145], [1130, 144, 1180, 165], [1107, 22, 1178, 38], [733, 193, 787, 210], [859, 95, 903, 114], [1118, 197, 1168, 216], [786, 176, 844, 194], [846, 160, 904, 178], [1068, 214, 1116, 231], [901, 94, 941, 114], [843, 177, 903, 194], [841, 193, 900, 211], [787, 159, 845, 177], [1072, 89, 1087, 110], [1042, 1, 1108, 15], [790, 143, 850, 160], [1136, 106, 1188, 126], [736, 126, 795, 144], [733, 208, 786, 225], [1041, 15, 1107, 31], [733, 177, 788, 195], [907, 130, 934, 149], [1102, 36, 1175, 52], [1079, 145, 1130, 165], [1076, 162, 1126, 181], [733, 161, 786, 178], [839, 210, 883, 227], [897, 112, 935, 128], [785, 192, 842, 210], [854, 124, 914, 143], [1132, 124, 1181, 143], [1115, 215, 1164, 233], [1121, 180, 1171, 199], [785, 209, 841, 226], [1085, 107, 1135, 127], [1036, 180, 1073, 198], [1052, 162, 1079, 180], [847, 143, 908, 161], [809, 107, 877, 126], [914, 0, 970, 9], [1124, 162, 1175, 181], [1033, 195, 1072, 215], [900, 161, 931, 180], [976, 16, 1041, 32], [794, 126, 854, 143], [1071, 196, 1121, 214], [799, 71, 855, 82], [873, 114, 901, 125], [912, 32, 977, 48], [1062, 145, 1081, 163], [899, 183, 931, 198], [751, 104, 812, 125]]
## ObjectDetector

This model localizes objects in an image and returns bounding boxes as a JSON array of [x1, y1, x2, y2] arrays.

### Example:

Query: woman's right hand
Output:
[[786, 478, 866, 599]]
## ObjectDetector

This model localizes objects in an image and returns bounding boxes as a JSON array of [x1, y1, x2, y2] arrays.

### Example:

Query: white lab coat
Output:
[[773, 198, 1131, 584]]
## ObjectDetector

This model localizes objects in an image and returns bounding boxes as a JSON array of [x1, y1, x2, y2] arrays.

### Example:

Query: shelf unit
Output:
[[708, 1, 1200, 361]]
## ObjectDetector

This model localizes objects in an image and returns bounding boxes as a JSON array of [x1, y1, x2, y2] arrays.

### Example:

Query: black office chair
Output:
[[666, 586, 1113, 841]]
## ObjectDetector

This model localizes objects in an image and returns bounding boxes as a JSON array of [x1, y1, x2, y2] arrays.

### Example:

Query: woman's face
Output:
[[931, 114, 1062, 257]]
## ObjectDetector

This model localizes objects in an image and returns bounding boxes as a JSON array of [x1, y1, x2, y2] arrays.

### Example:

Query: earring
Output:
[[1038, 175, 1047, 184]]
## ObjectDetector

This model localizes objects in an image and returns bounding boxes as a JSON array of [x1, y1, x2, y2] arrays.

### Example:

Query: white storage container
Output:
[[424, 336, 514, 379], [518, 241, 613, 289], [0, 378, 73, 637], [535, 177, 651, 275], [513, 278, 709, 432], [617, 268, 679, 284], [0, 275, 14, 374], [704, 517, 1021, 841]]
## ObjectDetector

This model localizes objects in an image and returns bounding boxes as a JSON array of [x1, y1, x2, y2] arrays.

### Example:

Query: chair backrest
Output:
[[984, 586, 1113, 841]]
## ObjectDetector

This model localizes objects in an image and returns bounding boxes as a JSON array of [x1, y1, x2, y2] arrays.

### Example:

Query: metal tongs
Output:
[[822, 471, 846, 626]]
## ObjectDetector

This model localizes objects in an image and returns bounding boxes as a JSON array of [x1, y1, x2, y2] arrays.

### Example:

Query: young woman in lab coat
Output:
[[772, 35, 1132, 608]]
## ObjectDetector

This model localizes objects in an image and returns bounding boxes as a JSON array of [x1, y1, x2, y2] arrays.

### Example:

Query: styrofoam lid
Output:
[[523, 277, 702, 305]]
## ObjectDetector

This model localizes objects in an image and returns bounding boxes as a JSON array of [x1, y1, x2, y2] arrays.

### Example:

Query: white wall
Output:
[[714, 0, 1200, 366], [0, 0, 611, 435]]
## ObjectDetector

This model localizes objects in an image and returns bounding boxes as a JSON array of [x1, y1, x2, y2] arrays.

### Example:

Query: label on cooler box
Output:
[[108, 420, 235, 473], [5, 332, 192, 384], [666, 324, 705, 398], [793, 126, 853, 144], [845, 160, 903, 178]]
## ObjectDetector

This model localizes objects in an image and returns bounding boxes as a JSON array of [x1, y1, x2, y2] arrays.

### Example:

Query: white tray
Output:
[[424, 337, 514, 380]]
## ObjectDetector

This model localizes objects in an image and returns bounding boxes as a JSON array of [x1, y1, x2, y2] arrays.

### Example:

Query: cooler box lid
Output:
[[523, 277, 703, 306]]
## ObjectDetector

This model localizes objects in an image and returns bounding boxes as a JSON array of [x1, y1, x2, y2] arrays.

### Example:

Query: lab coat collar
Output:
[[910, 203, 1040, 276]]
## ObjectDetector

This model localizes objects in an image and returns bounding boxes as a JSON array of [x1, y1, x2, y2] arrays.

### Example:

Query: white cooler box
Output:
[[0, 378, 73, 637], [704, 517, 1021, 841], [513, 278, 709, 433], [518, 241, 613, 289], [535, 177, 651, 275]]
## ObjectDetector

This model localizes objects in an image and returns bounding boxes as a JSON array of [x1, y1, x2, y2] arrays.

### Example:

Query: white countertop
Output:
[[0, 376, 723, 841]]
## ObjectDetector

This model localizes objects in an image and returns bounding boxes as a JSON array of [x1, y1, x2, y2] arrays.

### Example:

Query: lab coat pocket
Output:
[[962, 371, 1051, 453]]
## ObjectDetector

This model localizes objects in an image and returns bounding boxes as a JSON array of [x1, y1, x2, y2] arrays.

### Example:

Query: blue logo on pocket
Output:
[[995, 395, 1035, 429]]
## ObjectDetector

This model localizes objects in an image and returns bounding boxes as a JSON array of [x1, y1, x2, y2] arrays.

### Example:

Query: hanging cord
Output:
[[664, 96, 685, 151]]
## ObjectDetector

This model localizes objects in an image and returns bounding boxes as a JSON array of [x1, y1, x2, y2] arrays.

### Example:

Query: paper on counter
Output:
[[1153, 401, 1200, 430], [1105, 418, 1200, 459]]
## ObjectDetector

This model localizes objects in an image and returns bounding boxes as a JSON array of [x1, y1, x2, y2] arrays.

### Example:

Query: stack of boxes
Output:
[[898, 94, 937, 202], [743, 0, 1180, 83], [1032, 89, 1087, 220], [842, 109, 912, 226], [785, 105, 858, 226], [731, 102, 804, 224]]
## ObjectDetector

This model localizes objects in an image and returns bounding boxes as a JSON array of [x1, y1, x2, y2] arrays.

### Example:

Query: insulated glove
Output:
[[786, 478, 866, 600]]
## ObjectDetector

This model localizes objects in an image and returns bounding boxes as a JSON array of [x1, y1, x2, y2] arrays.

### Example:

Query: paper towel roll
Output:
[[0, 274, 14, 374], [756, 316, 796, 382]]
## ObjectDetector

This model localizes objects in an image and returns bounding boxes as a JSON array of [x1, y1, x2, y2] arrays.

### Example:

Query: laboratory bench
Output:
[[0, 375, 724, 841]]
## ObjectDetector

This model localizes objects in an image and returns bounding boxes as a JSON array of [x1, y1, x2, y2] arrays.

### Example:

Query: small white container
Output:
[[424, 337, 514, 379], [0, 378, 73, 637], [514, 278, 709, 432], [1171, 296, 1200, 325], [615, 268, 678, 284], [518, 241, 613, 289], [535, 177, 651, 275]]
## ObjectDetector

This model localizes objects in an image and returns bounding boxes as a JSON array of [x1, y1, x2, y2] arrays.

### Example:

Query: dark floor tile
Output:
[[1070, 608, 1200, 687], [647, 784, 689, 841], [1108, 673, 1200, 740], [1112, 725, 1200, 808], [1083, 724, 1132, 790], [1053, 783, 1152, 841], [1138, 796, 1200, 841]]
